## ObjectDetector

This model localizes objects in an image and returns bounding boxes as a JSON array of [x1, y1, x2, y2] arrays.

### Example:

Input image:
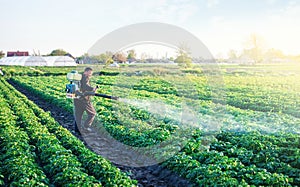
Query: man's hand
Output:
[[93, 85, 99, 91]]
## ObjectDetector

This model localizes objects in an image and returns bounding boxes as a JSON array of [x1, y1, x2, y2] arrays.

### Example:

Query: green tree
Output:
[[105, 57, 114, 66], [92, 51, 113, 63], [113, 52, 127, 63], [49, 49, 68, 56], [127, 49, 136, 60], [175, 43, 192, 68]]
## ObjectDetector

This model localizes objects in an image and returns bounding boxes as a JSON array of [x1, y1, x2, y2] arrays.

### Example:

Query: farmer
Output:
[[74, 67, 97, 133]]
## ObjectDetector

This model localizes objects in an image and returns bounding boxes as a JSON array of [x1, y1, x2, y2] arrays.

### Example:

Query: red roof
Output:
[[7, 51, 29, 57]]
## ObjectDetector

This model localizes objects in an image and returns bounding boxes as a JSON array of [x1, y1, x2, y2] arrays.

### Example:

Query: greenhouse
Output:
[[0, 56, 76, 66], [0, 56, 47, 66], [43, 56, 76, 66]]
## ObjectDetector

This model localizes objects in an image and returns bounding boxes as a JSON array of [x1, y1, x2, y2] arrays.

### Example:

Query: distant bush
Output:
[[182, 68, 202, 74], [99, 70, 120, 76]]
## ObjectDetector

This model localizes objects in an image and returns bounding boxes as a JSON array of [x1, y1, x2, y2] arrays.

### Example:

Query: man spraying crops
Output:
[[74, 67, 97, 133]]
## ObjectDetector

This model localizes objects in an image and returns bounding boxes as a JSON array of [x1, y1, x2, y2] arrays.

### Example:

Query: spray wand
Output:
[[76, 90, 119, 100]]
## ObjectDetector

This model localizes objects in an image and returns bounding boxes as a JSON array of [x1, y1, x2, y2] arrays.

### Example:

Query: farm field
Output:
[[0, 63, 300, 186]]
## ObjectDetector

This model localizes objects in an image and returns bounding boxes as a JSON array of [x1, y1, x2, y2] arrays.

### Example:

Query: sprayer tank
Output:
[[67, 70, 82, 81]]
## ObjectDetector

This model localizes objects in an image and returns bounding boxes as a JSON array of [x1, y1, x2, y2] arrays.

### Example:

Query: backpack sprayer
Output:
[[65, 70, 118, 100]]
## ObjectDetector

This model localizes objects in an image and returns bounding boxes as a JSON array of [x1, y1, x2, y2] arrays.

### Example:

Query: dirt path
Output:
[[8, 80, 192, 187]]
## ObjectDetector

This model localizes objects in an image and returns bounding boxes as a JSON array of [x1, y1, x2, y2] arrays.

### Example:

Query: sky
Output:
[[0, 0, 300, 58]]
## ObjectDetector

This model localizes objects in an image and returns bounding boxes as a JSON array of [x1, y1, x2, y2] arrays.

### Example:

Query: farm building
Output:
[[7, 51, 29, 57], [0, 56, 76, 66]]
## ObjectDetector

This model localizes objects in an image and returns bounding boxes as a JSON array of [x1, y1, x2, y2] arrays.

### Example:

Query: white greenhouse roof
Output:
[[43, 56, 76, 66], [0, 56, 77, 66]]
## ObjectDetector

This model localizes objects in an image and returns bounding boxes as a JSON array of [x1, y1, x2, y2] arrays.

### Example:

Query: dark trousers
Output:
[[74, 99, 96, 131]]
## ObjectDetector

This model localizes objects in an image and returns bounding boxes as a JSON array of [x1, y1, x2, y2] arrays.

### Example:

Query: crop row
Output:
[[3, 65, 300, 117], [0, 78, 137, 186], [209, 133, 300, 185], [163, 150, 293, 186], [90, 76, 300, 135], [95, 80, 300, 134], [9, 75, 300, 150], [95, 75, 211, 100], [9, 75, 300, 186], [3, 80, 137, 186], [0, 65, 75, 76], [0, 94, 49, 186], [10, 76, 184, 147], [174, 132, 299, 186], [0, 78, 102, 186], [10, 76, 300, 145], [96, 73, 300, 117], [11, 75, 300, 135]]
